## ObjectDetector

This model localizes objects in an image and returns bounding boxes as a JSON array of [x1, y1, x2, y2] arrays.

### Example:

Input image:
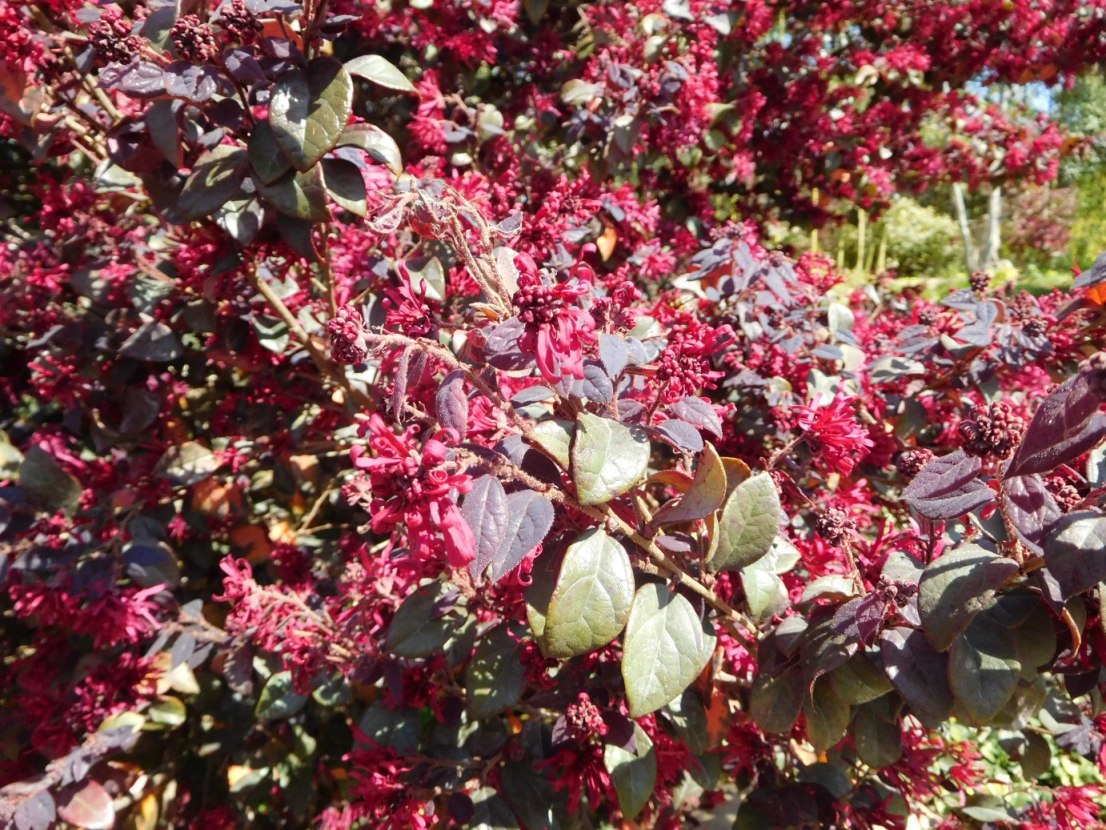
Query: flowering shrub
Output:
[[4, 1, 1106, 829]]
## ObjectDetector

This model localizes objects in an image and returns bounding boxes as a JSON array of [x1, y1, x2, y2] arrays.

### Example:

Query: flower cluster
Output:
[[347, 415, 475, 567]]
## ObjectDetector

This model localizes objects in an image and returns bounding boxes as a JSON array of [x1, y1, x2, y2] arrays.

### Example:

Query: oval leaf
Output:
[[542, 529, 634, 659], [336, 122, 403, 173], [948, 614, 1021, 724], [571, 413, 650, 505], [603, 724, 656, 820], [879, 627, 953, 728], [622, 583, 716, 717], [345, 54, 417, 93], [708, 472, 781, 573], [56, 781, 113, 830], [652, 442, 728, 526], [1044, 510, 1106, 600], [462, 475, 509, 580], [269, 58, 353, 171], [465, 626, 523, 719], [918, 545, 1019, 651], [902, 449, 993, 520]]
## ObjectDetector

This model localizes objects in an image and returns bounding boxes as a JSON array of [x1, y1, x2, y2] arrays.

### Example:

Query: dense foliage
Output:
[[5, 1, 1106, 828]]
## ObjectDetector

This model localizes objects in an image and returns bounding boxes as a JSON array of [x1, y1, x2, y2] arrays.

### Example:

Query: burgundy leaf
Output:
[[902, 450, 994, 520], [654, 419, 704, 453], [99, 59, 167, 98], [483, 317, 532, 370], [486, 490, 555, 584], [1006, 373, 1106, 478], [598, 333, 630, 378], [879, 627, 953, 728], [669, 396, 723, 437], [830, 593, 888, 645], [462, 475, 510, 581], [1004, 474, 1061, 553], [436, 369, 469, 438]]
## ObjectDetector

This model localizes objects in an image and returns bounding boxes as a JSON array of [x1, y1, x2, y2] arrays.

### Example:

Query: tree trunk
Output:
[[980, 185, 1002, 272], [952, 182, 978, 272]]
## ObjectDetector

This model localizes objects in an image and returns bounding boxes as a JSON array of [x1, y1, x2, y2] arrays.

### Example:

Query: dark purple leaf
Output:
[[99, 59, 166, 98], [879, 627, 953, 728], [13, 791, 55, 830], [1006, 373, 1106, 478], [435, 369, 469, 438], [485, 490, 555, 584], [120, 318, 182, 362], [902, 450, 994, 520], [510, 385, 554, 406], [669, 396, 723, 437], [164, 61, 228, 103], [1004, 475, 1061, 553], [800, 613, 858, 689], [1043, 510, 1106, 600], [599, 333, 630, 378], [224, 49, 266, 82], [463, 475, 510, 581], [655, 419, 704, 453], [556, 360, 614, 403], [482, 317, 532, 370], [830, 594, 888, 645], [170, 632, 196, 670], [1073, 251, 1106, 289], [123, 542, 180, 588]]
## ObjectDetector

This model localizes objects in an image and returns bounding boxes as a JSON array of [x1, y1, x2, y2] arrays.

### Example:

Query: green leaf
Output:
[[257, 165, 330, 223], [948, 614, 1021, 724], [803, 681, 850, 752], [851, 700, 903, 767], [740, 564, 789, 622], [542, 529, 634, 659], [603, 723, 656, 820], [248, 119, 293, 185], [708, 472, 781, 572], [147, 695, 187, 728], [749, 664, 804, 734], [386, 582, 457, 657], [621, 583, 716, 717], [571, 413, 650, 506], [1012, 604, 1057, 679], [357, 702, 422, 754], [345, 54, 417, 93], [19, 445, 82, 515], [528, 419, 575, 469], [525, 544, 562, 641], [652, 442, 728, 525], [465, 626, 524, 719], [1044, 510, 1106, 599], [322, 158, 367, 217], [255, 671, 308, 721], [179, 145, 247, 220], [336, 123, 403, 174], [828, 651, 893, 705], [269, 58, 353, 172], [918, 544, 1018, 651]]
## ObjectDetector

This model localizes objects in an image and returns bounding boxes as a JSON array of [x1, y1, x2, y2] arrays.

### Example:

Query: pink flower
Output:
[[512, 253, 597, 383], [347, 415, 475, 567], [793, 393, 875, 476]]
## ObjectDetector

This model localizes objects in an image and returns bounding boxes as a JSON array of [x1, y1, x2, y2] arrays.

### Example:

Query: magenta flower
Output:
[[793, 393, 875, 476], [347, 415, 475, 567], [512, 253, 597, 383]]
